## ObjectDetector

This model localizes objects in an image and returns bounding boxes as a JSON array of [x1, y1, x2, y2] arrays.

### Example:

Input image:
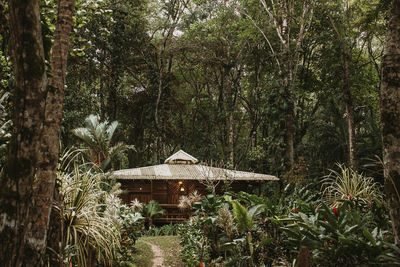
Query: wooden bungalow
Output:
[[112, 150, 279, 223]]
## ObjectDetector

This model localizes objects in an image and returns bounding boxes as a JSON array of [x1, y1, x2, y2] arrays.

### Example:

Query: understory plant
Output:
[[322, 163, 383, 207], [53, 167, 121, 266], [117, 204, 144, 266], [179, 193, 285, 266], [277, 199, 396, 266], [141, 200, 165, 228], [179, 181, 398, 266], [145, 223, 182, 236]]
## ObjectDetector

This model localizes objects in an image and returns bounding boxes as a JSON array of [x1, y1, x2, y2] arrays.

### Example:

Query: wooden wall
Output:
[[119, 179, 260, 205]]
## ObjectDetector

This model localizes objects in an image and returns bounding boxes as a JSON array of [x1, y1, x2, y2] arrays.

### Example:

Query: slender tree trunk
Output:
[[342, 52, 356, 169], [286, 103, 295, 169], [225, 69, 235, 164], [25, 0, 75, 265], [328, 12, 357, 169], [256, 0, 313, 172], [381, 0, 400, 246], [0, 0, 47, 265]]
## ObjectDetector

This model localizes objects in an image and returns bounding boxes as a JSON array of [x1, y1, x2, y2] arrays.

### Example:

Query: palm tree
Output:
[[72, 114, 132, 171], [142, 200, 165, 228]]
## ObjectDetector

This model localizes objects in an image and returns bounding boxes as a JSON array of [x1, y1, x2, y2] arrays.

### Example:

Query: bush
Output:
[[145, 223, 182, 236], [117, 204, 144, 266], [276, 199, 393, 266], [178, 183, 398, 266]]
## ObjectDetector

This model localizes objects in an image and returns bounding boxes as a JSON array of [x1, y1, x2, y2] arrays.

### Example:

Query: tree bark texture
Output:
[[25, 0, 75, 265], [381, 0, 400, 246], [0, 0, 47, 265]]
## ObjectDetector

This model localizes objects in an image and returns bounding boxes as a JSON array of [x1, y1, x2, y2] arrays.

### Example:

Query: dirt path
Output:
[[142, 241, 164, 267]]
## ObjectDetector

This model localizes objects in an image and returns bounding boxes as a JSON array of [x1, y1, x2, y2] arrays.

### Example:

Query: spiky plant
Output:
[[130, 198, 143, 212], [216, 205, 235, 239], [56, 167, 121, 266], [322, 163, 383, 207], [72, 114, 133, 171], [178, 195, 192, 210], [179, 191, 202, 210], [189, 190, 202, 202]]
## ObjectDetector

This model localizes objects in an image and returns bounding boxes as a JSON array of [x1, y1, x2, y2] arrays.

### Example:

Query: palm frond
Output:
[[106, 121, 118, 146]]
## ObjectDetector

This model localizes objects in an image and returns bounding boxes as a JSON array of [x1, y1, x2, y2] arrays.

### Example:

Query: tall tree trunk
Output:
[[25, 0, 75, 265], [0, 0, 47, 265], [225, 69, 235, 164], [381, 0, 400, 246], [286, 101, 295, 169], [328, 14, 357, 169], [342, 52, 356, 169], [256, 0, 314, 172]]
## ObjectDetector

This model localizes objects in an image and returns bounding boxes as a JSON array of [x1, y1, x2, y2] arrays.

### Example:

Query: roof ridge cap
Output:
[[164, 150, 199, 164]]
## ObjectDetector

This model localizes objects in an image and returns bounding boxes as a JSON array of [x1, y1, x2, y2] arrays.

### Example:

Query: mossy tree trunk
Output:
[[25, 0, 75, 265], [0, 0, 47, 265], [381, 0, 400, 246], [0, 0, 75, 265]]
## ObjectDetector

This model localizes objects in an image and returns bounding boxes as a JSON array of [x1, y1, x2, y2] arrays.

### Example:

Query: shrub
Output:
[[142, 200, 165, 228], [145, 223, 182, 236], [117, 204, 144, 266], [178, 184, 398, 266], [277, 199, 394, 266]]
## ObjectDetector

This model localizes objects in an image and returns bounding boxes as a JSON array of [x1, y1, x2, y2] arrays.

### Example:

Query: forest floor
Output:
[[133, 236, 183, 267]]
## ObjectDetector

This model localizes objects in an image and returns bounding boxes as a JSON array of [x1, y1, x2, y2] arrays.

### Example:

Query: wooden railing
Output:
[[155, 204, 187, 223]]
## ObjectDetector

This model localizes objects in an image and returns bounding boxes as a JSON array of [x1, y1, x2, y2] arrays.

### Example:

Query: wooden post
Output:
[[150, 179, 153, 200]]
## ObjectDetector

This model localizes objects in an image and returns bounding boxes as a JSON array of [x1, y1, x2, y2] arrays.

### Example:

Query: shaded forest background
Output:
[[1, 0, 400, 266], [0, 0, 389, 177]]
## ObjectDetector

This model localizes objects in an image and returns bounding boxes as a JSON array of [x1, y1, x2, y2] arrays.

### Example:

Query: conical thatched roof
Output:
[[112, 150, 278, 181]]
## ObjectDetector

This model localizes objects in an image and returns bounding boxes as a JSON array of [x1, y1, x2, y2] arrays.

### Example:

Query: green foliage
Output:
[[180, 193, 284, 266], [56, 0, 386, 179], [117, 204, 145, 266], [119, 204, 144, 244], [278, 199, 396, 266], [230, 200, 253, 233], [179, 180, 397, 266], [145, 224, 182, 236]]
